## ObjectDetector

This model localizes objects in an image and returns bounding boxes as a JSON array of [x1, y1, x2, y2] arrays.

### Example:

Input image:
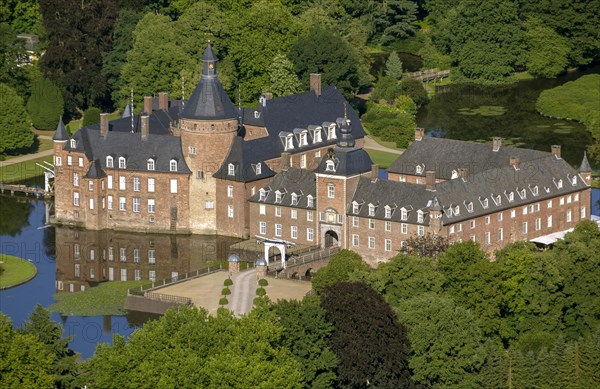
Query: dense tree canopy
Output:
[[26, 77, 63, 130], [0, 83, 34, 155]]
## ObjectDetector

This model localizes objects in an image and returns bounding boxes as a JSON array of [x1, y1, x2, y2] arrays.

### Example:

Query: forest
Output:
[[1, 0, 599, 157], [2, 220, 599, 388]]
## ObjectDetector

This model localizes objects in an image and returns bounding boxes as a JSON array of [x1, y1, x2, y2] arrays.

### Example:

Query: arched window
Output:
[[118, 157, 126, 169], [228, 163, 235, 176], [326, 160, 335, 172], [147, 159, 155, 171], [256, 163, 262, 175], [106, 156, 113, 168], [169, 159, 177, 172], [70, 139, 76, 148]]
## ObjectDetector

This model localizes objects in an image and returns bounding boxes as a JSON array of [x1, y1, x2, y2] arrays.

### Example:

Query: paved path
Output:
[[0, 135, 54, 168], [229, 269, 257, 316], [364, 135, 404, 155]]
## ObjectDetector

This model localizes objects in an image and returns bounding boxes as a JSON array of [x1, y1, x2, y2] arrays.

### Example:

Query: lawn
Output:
[[0, 254, 37, 289], [3, 135, 54, 161], [365, 149, 401, 169], [49, 280, 151, 316], [0, 155, 53, 184]]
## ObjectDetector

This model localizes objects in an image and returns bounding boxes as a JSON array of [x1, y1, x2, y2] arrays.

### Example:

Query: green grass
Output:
[[0, 254, 37, 289], [365, 149, 400, 169], [0, 155, 53, 184], [3, 135, 54, 161], [49, 280, 150, 316], [65, 111, 121, 135]]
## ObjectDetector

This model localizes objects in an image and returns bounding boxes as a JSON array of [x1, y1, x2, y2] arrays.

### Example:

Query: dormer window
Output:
[[384, 205, 392, 219], [327, 124, 336, 140], [555, 178, 563, 189], [401, 208, 408, 221], [70, 139, 76, 148], [228, 163, 235, 176], [147, 159, 155, 171], [454, 205, 460, 215], [286, 135, 294, 150], [415, 164, 423, 174], [517, 188, 526, 199], [291, 193, 298, 206], [465, 201, 474, 213], [256, 163, 262, 175], [254, 110, 260, 119], [275, 191, 283, 203], [570, 175, 577, 186], [118, 157, 126, 169], [309, 126, 323, 143], [352, 202, 359, 214], [530, 185, 539, 196], [479, 197, 489, 209], [505, 191, 514, 202], [492, 194, 501, 206], [298, 130, 308, 147], [451, 170, 458, 179], [368, 204, 376, 217], [326, 160, 335, 172], [417, 210, 424, 223], [307, 195, 314, 208], [259, 188, 267, 201], [106, 156, 113, 168], [169, 159, 177, 172]]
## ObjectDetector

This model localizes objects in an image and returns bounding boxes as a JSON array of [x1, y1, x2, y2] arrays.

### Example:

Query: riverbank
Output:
[[0, 254, 37, 289]]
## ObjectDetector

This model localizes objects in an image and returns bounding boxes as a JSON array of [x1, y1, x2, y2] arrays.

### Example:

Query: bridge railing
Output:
[[269, 246, 340, 272], [143, 292, 192, 305], [127, 264, 223, 297]]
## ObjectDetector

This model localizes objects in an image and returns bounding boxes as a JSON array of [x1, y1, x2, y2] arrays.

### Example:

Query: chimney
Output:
[[100, 113, 109, 137], [458, 167, 468, 179], [158, 92, 168, 111], [281, 152, 291, 171], [415, 128, 425, 141], [492, 137, 502, 152], [143, 95, 153, 114], [141, 115, 149, 140], [510, 156, 520, 170], [371, 164, 379, 180], [310, 73, 321, 97], [426, 170, 436, 191], [551, 145, 561, 159]]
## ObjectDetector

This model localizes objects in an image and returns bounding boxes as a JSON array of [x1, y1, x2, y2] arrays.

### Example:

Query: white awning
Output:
[[530, 228, 574, 246]]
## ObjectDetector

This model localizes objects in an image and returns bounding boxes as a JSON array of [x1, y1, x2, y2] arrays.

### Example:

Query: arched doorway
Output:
[[324, 230, 339, 247]]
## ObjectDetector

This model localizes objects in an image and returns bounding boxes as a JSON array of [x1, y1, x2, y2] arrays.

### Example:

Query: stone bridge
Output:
[[268, 246, 339, 280]]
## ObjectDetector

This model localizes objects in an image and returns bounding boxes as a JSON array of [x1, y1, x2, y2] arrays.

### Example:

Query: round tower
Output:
[[178, 44, 239, 233]]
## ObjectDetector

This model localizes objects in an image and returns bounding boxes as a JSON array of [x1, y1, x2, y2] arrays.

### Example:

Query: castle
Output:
[[53, 44, 592, 266]]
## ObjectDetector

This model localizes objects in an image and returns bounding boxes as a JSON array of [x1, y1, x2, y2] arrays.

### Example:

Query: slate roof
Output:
[[580, 152, 592, 172], [314, 146, 373, 177], [213, 136, 276, 182], [84, 160, 106, 179], [53, 117, 69, 141], [388, 137, 550, 179], [248, 168, 316, 209]]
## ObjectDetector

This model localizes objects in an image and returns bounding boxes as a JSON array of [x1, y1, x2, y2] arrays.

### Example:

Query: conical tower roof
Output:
[[52, 116, 69, 141], [180, 44, 238, 121], [580, 151, 592, 172]]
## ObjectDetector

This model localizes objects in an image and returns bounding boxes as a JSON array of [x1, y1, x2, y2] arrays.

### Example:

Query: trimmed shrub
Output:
[[224, 278, 233, 286], [258, 278, 268, 287], [83, 107, 101, 126], [221, 287, 231, 296], [256, 287, 266, 297], [219, 297, 229, 306]]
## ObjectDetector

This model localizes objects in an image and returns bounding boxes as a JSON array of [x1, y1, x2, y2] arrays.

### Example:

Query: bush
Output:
[[399, 78, 429, 107], [256, 287, 266, 297], [224, 278, 233, 286], [219, 297, 229, 306], [258, 278, 268, 287], [221, 287, 231, 296], [82, 107, 101, 126]]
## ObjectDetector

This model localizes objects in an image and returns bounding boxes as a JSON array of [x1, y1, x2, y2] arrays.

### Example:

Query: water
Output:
[[0, 194, 239, 358], [417, 65, 600, 166]]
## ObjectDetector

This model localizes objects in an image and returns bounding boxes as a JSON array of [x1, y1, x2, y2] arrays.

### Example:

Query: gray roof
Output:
[[314, 146, 373, 177], [180, 45, 238, 121], [388, 137, 550, 179], [580, 152, 592, 172], [53, 117, 69, 141], [213, 136, 276, 182], [84, 160, 106, 179], [248, 168, 316, 209]]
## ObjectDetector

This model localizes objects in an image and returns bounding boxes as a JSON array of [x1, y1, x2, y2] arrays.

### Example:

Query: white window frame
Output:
[[119, 197, 126, 211], [133, 197, 140, 213], [275, 223, 282, 237], [228, 205, 234, 218], [147, 159, 155, 171], [259, 221, 267, 235], [169, 159, 177, 172], [118, 157, 126, 169], [307, 228, 314, 241], [148, 178, 155, 193], [170, 179, 178, 194], [227, 185, 233, 198], [148, 199, 155, 213], [327, 184, 335, 199], [119, 176, 126, 190], [106, 156, 113, 168], [291, 226, 298, 239], [368, 237, 375, 249]]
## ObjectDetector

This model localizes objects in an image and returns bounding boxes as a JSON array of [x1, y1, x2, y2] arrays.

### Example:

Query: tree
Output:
[[0, 0, 42, 34], [399, 77, 428, 107], [380, 0, 418, 44], [396, 293, 485, 387], [524, 18, 570, 78], [402, 232, 448, 257], [321, 282, 413, 388], [0, 83, 34, 155], [26, 77, 63, 130], [371, 75, 402, 103], [360, 102, 415, 148], [271, 297, 338, 388], [289, 23, 362, 97], [0, 22, 29, 94], [311, 249, 370, 295], [385, 51, 403, 80], [267, 53, 301, 97], [82, 107, 101, 127], [19, 304, 77, 388]]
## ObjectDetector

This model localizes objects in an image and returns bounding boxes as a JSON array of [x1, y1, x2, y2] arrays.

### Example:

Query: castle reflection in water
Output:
[[54, 227, 241, 293]]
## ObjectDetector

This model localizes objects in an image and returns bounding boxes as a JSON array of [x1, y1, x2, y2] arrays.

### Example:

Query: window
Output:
[[119, 197, 126, 211], [547, 215, 553, 228], [556, 179, 563, 189], [485, 232, 491, 245], [205, 200, 214, 209], [352, 234, 359, 246], [73, 192, 80, 206], [385, 221, 392, 232], [536, 218, 541, 231], [352, 216, 358, 227], [327, 125, 336, 140], [560, 197, 564, 205], [275, 207, 281, 217], [169, 159, 177, 172], [385, 239, 392, 252], [228, 205, 234, 218], [418, 226, 425, 236], [401, 208, 408, 221], [75, 264, 80, 277], [55, 156, 62, 166], [275, 191, 283, 203], [148, 178, 155, 192], [511, 209, 516, 218], [291, 226, 298, 239], [498, 212, 503, 221], [314, 129, 322, 143], [134, 269, 141, 281], [575, 193, 579, 202], [531, 185, 539, 196], [67, 155, 72, 166], [89, 198, 94, 210], [275, 224, 282, 237], [148, 250, 156, 264], [307, 211, 314, 221], [401, 223, 408, 234], [566, 210, 572, 223], [107, 195, 113, 210], [485, 216, 490, 225], [385, 206, 393, 219], [119, 176, 126, 190], [480, 197, 489, 209], [581, 206, 586, 218], [106, 156, 113, 168], [133, 249, 140, 263], [133, 197, 140, 212], [291, 209, 297, 219], [148, 199, 155, 213], [415, 164, 423, 174], [285, 135, 294, 150], [120, 269, 127, 281], [291, 194, 298, 206], [118, 157, 126, 169], [70, 139, 76, 148], [369, 219, 375, 229], [74, 244, 81, 258], [299, 131, 308, 146], [120, 248, 126, 261], [133, 177, 140, 192], [189, 146, 196, 155], [417, 211, 424, 223], [73, 172, 79, 187], [259, 204, 266, 215], [523, 222, 528, 234], [90, 268, 95, 279], [259, 189, 267, 201], [369, 204, 375, 216], [77, 157, 83, 167], [352, 202, 359, 214], [498, 228, 503, 241], [107, 175, 113, 189], [327, 183, 335, 198], [147, 159, 155, 170], [170, 179, 177, 193], [567, 195, 572, 204], [259, 221, 266, 234], [149, 270, 156, 282], [227, 185, 233, 198], [300, 154, 307, 168], [307, 228, 314, 241], [315, 150, 321, 158], [368, 237, 375, 249], [326, 160, 335, 172], [256, 163, 262, 175], [307, 195, 314, 208]]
